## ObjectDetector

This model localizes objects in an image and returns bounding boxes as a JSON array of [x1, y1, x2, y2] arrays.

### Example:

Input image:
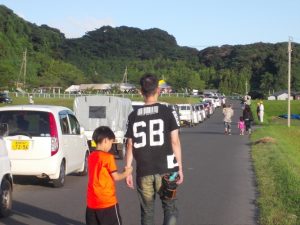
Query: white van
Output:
[[177, 104, 193, 126], [0, 127, 13, 218], [0, 105, 89, 187]]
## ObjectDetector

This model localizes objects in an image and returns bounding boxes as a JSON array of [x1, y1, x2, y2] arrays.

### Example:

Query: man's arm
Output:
[[125, 138, 134, 189], [170, 129, 184, 185]]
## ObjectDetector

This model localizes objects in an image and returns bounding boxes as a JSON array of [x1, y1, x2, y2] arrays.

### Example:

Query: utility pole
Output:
[[287, 37, 292, 127], [17, 48, 27, 89], [122, 66, 128, 83], [245, 80, 248, 95], [23, 48, 27, 89]]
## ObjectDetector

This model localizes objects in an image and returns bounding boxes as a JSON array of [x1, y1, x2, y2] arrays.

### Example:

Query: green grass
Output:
[[251, 100, 300, 225], [2, 95, 200, 110]]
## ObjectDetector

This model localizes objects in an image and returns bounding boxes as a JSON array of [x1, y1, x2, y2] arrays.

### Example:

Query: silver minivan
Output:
[[0, 105, 89, 187]]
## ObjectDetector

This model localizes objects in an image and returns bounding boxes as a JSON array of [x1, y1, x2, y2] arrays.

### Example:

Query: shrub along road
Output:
[[1, 101, 258, 225]]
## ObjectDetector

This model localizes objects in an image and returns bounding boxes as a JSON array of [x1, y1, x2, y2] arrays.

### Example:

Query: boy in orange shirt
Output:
[[86, 126, 132, 225]]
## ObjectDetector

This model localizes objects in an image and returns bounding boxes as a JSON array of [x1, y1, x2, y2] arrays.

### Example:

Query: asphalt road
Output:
[[1, 100, 258, 225]]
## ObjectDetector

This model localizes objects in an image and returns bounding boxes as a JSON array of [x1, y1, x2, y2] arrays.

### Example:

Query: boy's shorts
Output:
[[86, 204, 122, 225]]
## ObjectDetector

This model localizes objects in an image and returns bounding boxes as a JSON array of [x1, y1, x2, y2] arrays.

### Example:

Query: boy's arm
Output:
[[170, 129, 184, 185], [111, 166, 132, 181]]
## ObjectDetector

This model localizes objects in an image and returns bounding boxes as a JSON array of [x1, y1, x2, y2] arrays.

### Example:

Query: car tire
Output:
[[52, 161, 65, 188], [0, 179, 12, 218], [79, 152, 89, 176]]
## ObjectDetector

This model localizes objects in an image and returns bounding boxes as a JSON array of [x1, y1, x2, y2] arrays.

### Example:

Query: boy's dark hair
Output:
[[92, 126, 115, 144], [140, 73, 158, 97]]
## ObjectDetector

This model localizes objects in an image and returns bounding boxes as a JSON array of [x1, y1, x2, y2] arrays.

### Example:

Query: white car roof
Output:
[[0, 105, 72, 113]]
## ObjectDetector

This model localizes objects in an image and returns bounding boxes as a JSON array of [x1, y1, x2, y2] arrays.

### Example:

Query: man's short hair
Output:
[[92, 126, 115, 144], [140, 73, 158, 97]]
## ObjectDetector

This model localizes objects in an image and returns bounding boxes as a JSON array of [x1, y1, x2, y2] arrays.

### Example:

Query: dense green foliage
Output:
[[1, 4, 300, 96]]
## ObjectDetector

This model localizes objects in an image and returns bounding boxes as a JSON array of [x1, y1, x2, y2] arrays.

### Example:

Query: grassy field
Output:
[[2, 95, 200, 110], [251, 100, 300, 225]]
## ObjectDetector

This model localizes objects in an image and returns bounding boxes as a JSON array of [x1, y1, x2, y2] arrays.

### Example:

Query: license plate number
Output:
[[11, 141, 29, 150]]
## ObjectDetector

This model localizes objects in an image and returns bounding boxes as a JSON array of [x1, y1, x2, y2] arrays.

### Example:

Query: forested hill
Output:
[[1, 4, 300, 96]]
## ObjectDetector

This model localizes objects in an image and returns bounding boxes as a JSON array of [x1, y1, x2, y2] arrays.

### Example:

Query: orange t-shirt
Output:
[[87, 151, 118, 209]]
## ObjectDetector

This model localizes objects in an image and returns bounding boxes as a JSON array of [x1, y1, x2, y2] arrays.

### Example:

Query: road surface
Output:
[[1, 100, 258, 225]]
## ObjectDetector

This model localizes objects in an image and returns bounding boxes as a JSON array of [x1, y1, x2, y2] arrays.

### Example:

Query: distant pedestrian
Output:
[[259, 101, 264, 123], [29, 95, 34, 104], [256, 102, 260, 121], [86, 126, 133, 225], [237, 116, 245, 135], [223, 104, 234, 135], [243, 105, 254, 134]]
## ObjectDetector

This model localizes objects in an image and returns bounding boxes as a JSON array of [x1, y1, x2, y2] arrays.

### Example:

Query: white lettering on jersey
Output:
[[133, 121, 146, 148], [172, 110, 180, 127], [137, 106, 159, 116], [167, 154, 178, 169], [133, 119, 164, 148], [149, 119, 164, 146]]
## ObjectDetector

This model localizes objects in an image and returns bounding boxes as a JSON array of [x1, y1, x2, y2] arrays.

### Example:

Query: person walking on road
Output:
[[259, 101, 264, 123], [125, 73, 183, 225], [223, 104, 234, 135], [238, 116, 245, 135], [86, 126, 133, 225], [243, 105, 254, 135]]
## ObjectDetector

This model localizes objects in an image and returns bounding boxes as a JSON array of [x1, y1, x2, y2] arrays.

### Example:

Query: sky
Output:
[[1, 0, 300, 49]]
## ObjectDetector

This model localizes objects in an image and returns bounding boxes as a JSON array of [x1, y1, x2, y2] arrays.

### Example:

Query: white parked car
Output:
[[194, 104, 204, 122], [177, 104, 193, 126], [0, 125, 13, 217], [191, 105, 199, 124], [0, 105, 89, 188]]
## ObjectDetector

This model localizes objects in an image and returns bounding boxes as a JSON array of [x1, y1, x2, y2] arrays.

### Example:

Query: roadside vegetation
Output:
[[251, 100, 300, 225], [4, 95, 200, 110]]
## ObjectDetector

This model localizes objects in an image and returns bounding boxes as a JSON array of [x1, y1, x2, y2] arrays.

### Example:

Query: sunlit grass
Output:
[[251, 100, 300, 225]]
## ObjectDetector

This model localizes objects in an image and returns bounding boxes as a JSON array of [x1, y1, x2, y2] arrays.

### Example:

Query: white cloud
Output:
[[49, 17, 115, 38]]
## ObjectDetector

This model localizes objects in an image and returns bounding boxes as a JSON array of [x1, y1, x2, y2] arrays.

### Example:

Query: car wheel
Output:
[[79, 152, 89, 176], [52, 161, 65, 188], [0, 179, 12, 218]]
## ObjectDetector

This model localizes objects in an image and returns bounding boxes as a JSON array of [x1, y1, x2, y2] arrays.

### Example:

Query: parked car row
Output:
[[178, 97, 225, 127], [132, 97, 225, 128]]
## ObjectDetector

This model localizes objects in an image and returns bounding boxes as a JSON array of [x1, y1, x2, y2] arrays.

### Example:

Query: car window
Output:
[[0, 111, 50, 137], [68, 114, 80, 135], [59, 113, 70, 135]]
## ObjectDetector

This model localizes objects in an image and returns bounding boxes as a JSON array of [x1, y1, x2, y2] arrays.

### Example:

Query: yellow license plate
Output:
[[11, 140, 29, 150]]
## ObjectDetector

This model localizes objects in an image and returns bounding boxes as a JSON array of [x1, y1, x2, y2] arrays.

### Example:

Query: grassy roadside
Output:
[[2, 95, 200, 110], [251, 101, 300, 225]]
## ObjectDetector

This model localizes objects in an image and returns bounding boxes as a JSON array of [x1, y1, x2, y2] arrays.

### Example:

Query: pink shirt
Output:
[[238, 121, 245, 129]]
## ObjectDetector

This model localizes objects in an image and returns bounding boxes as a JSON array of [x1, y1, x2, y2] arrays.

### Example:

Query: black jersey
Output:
[[125, 103, 180, 177]]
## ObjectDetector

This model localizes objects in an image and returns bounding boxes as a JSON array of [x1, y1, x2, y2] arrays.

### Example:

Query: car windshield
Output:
[[0, 111, 50, 137]]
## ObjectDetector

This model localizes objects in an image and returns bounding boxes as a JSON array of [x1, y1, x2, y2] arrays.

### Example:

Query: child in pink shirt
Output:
[[238, 116, 245, 135]]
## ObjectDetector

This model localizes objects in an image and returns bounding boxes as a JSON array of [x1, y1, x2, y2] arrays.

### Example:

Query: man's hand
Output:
[[126, 174, 134, 189], [176, 169, 184, 185]]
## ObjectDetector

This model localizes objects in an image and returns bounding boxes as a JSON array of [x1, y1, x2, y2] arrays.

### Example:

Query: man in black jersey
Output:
[[125, 74, 183, 225]]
